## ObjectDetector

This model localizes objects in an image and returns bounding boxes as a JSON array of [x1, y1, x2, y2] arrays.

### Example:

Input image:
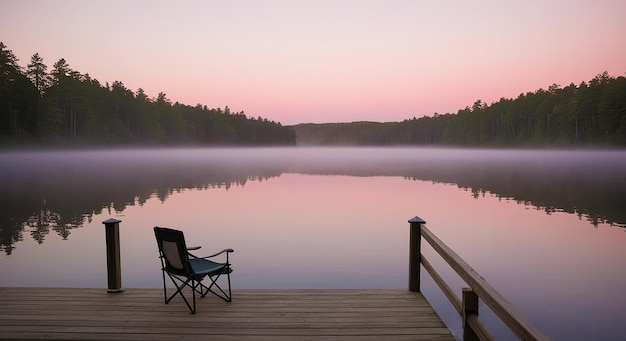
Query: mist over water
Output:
[[1, 147, 625, 340], [2, 147, 623, 243]]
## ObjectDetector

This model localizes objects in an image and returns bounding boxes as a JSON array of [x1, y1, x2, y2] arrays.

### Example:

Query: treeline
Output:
[[0, 42, 295, 146], [291, 121, 399, 145], [292, 72, 626, 146]]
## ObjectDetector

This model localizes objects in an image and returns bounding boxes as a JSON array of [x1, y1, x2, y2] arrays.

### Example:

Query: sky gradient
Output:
[[1, 0, 625, 125]]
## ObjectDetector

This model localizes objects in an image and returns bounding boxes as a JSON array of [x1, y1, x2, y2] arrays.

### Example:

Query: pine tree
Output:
[[27, 53, 49, 94]]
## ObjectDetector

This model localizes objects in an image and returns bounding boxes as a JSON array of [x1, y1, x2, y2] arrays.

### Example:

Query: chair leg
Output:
[[159, 267, 232, 314], [191, 279, 196, 314], [161, 269, 167, 304], [201, 268, 232, 302], [164, 273, 196, 314], [227, 270, 232, 301]]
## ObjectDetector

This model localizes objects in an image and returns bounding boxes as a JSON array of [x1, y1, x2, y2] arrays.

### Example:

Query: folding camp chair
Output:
[[153, 226, 233, 314]]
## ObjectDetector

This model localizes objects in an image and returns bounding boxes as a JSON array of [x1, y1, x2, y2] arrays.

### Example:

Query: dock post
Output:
[[408, 216, 426, 292], [462, 288, 480, 341], [103, 218, 124, 293]]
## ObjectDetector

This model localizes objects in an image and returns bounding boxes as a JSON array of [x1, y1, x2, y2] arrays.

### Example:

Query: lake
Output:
[[0, 147, 625, 340]]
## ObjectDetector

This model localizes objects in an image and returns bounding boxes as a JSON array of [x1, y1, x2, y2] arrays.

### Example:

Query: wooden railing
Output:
[[408, 216, 550, 341]]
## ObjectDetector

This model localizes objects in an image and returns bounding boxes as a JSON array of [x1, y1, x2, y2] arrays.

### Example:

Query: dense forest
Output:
[[292, 72, 626, 147], [2, 42, 624, 147], [0, 42, 295, 146]]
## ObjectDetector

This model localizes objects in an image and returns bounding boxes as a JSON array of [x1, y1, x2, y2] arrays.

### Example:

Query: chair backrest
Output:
[[154, 227, 193, 276]]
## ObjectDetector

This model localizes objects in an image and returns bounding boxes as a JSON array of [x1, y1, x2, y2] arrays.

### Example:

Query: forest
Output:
[[2, 42, 625, 148], [0, 42, 296, 146], [292, 72, 626, 147]]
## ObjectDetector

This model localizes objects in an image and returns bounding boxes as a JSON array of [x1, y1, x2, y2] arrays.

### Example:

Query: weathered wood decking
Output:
[[0, 288, 454, 341]]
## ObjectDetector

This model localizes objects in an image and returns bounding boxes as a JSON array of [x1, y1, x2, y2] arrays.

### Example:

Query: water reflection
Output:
[[0, 148, 289, 254], [1, 147, 625, 254]]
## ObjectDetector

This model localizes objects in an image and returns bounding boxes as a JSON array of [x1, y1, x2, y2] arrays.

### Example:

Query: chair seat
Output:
[[190, 258, 231, 276]]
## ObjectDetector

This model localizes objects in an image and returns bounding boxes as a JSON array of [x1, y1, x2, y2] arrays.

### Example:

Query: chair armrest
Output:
[[203, 248, 234, 258], [187, 246, 201, 251]]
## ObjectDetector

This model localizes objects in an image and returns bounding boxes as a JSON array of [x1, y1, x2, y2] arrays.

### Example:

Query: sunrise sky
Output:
[[1, 0, 625, 125]]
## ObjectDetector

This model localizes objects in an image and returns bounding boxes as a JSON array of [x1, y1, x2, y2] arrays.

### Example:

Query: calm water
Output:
[[0, 147, 625, 340]]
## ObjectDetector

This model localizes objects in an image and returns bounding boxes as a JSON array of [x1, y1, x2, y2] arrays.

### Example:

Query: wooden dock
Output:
[[0, 287, 454, 341]]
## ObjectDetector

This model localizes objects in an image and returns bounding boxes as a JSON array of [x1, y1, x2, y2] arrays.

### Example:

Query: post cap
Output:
[[408, 216, 426, 224], [102, 218, 122, 224]]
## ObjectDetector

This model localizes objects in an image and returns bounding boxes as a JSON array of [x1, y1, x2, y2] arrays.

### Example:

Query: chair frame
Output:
[[154, 226, 233, 314]]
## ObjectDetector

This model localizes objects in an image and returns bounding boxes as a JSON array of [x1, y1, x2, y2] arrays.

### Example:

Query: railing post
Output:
[[462, 288, 480, 341], [408, 216, 426, 292], [103, 218, 124, 293]]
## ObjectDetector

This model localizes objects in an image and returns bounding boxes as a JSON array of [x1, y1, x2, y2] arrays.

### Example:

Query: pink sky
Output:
[[1, 0, 625, 125]]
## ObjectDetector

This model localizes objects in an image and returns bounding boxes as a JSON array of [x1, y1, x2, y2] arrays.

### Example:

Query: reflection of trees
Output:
[[412, 160, 626, 228], [0, 149, 288, 255], [24, 204, 57, 244], [288, 149, 626, 229], [1, 148, 624, 254]]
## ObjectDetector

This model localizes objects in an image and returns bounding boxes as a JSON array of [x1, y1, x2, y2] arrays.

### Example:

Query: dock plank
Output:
[[0, 288, 454, 341]]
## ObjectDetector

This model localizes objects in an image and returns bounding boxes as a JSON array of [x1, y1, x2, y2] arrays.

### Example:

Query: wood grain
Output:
[[0, 288, 454, 341]]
